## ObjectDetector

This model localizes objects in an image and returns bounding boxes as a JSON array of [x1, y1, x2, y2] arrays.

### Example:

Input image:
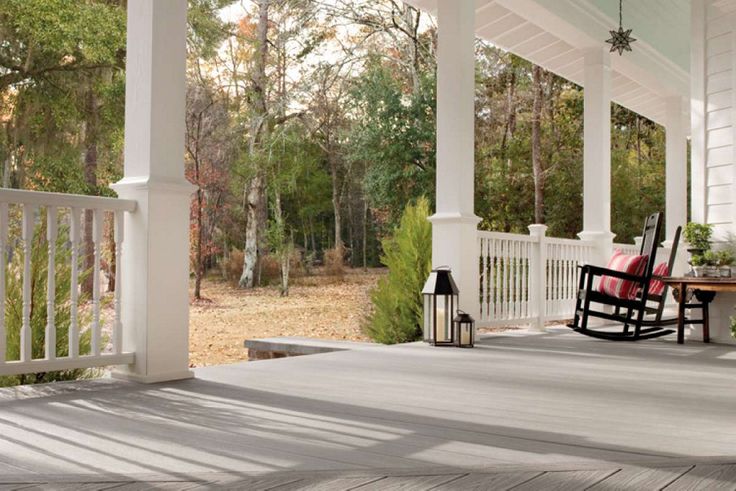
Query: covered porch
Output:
[[0, 0, 730, 381], [0, 0, 735, 487], [1, 328, 735, 488]]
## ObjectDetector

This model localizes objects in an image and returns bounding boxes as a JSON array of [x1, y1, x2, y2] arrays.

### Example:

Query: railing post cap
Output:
[[528, 224, 548, 236]]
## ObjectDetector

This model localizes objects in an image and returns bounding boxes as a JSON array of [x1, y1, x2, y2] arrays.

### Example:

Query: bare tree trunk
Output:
[[531, 65, 545, 224], [239, 0, 270, 288], [329, 152, 343, 251], [194, 186, 204, 299], [241, 175, 264, 288], [362, 199, 368, 271], [500, 69, 516, 162], [82, 89, 98, 296]]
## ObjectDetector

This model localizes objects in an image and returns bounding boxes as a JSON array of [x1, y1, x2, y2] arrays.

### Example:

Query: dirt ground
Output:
[[188, 269, 383, 367]]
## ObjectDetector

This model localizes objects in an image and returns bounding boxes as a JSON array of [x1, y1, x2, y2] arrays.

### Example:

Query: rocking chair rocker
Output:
[[568, 212, 682, 341]]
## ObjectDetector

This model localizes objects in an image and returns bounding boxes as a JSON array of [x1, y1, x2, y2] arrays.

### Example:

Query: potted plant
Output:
[[690, 253, 706, 277], [715, 249, 735, 277], [684, 222, 714, 275], [691, 250, 719, 277], [684, 222, 713, 254]]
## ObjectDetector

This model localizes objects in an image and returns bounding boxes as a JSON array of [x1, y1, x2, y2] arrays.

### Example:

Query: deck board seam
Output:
[[426, 472, 470, 490], [658, 464, 696, 490], [507, 470, 549, 490], [583, 468, 623, 490]]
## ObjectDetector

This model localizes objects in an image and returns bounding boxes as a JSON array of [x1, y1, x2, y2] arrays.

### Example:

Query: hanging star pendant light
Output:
[[605, 0, 636, 55]]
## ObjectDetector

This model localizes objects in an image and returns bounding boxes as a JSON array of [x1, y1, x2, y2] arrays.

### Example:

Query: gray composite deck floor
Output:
[[0, 328, 735, 489]]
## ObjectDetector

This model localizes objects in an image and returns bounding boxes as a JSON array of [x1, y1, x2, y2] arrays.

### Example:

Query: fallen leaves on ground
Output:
[[188, 269, 383, 367]]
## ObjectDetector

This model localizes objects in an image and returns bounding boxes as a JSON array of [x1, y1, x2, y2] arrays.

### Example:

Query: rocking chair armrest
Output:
[[579, 264, 648, 284]]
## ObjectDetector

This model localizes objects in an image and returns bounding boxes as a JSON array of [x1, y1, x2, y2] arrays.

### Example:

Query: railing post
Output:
[[528, 224, 548, 332]]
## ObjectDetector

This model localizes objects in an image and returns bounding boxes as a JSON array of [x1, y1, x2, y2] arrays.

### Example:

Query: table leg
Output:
[[676, 283, 685, 344], [693, 290, 716, 343], [703, 301, 710, 343]]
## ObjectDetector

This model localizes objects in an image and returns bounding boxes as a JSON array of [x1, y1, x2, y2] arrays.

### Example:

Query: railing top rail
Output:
[[0, 188, 137, 212], [546, 236, 595, 247], [477, 230, 538, 242]]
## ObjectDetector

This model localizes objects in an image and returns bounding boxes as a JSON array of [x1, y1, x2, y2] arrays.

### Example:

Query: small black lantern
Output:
[[422, 267, 459, 346], [453, 310, 475, 348]]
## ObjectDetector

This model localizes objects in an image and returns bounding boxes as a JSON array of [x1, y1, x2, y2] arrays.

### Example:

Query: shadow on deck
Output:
[[0, 328, 735, 489]]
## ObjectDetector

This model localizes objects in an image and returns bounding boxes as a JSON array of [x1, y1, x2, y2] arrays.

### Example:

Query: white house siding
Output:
[[695, 1, 736, 237], [691, 0, 736, 343]]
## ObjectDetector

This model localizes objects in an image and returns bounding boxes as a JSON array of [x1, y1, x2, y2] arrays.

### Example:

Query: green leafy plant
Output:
[[715, 250, 735, 267], [1, 222, 93, 387], [690, 254, 706, 267], [364, 197, 432, 344], [697, 250, 719, 267], [731, 314, 736, 339], [684, 222, 713, 252]]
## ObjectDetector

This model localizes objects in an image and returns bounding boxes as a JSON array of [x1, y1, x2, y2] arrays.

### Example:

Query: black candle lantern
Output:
[[453, 310, 475, 348], [422, 267, 459, 346]]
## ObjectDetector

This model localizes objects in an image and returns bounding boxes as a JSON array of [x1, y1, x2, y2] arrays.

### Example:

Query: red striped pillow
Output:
[[598, 249, 648, 300], [648, 262, 669, 296]]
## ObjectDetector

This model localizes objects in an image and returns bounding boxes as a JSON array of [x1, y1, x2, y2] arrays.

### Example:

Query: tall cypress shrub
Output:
[[365, 197, 432, 344]]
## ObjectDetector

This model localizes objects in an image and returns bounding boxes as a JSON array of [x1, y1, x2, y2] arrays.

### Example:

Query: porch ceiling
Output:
[[406, 0, 692, 126]]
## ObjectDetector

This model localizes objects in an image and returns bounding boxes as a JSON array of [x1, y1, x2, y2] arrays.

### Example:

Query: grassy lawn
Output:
[[188, 269, 384, 367]]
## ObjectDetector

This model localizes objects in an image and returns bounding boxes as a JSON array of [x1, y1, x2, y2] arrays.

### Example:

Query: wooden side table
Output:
[[662, 277, 736, 344]]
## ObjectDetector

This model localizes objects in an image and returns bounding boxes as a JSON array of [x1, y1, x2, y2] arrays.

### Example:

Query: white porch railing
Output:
[[479, 229, 677, 328], [0, 189, 136, 376], [478, 227, 595, 328]]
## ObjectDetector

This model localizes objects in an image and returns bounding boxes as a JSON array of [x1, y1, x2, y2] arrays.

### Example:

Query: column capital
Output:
[[428, 212, 481, 226], [583, 47, 611, 67]]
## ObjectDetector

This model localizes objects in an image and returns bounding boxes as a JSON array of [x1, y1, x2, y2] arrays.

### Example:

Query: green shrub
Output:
[[364, 197, 432, 344], [1, 221, 92, 387]]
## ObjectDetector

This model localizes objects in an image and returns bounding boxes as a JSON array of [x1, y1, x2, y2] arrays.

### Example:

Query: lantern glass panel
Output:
[[460, 322, 472, 346], [438, 295, 449, 342], [423, 295, 432, 342]]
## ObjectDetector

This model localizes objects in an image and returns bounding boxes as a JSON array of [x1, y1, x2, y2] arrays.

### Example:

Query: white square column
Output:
[[111, 0, 196, 383], [578, 48, 615, 262], [430, 0, 481, 320], [664, 97, 688, 246]]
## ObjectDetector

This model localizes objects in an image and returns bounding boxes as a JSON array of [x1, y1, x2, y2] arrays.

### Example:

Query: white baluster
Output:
[[0, 203, 6, 362], [501, 240, 509, 320], [46, 207, 58, 360], [91, 209, 102, 356], [21, 205, 35, 362], [551, 244, 560, 315], [113, 210, 124, 355], [69, 208, 81, 359], [521, 242, 531, 318], [510, 240, 515, 319], [515, 241, 521, 319], [490, 239, 497, 320], [508, 240, 515, 319]]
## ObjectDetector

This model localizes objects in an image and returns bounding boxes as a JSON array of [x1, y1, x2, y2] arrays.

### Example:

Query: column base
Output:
[[577, 230, 616, 242], [112, 369, 195, 384], [109, 175, 196, 385], [429, 212, 481, 320]]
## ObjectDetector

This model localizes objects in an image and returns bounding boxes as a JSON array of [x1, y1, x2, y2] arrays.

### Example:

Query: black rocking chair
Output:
[[568, 212, 682, 341]]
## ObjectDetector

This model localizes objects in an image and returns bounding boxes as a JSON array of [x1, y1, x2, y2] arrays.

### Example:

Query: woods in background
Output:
[[0, 0, 670, 299]]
